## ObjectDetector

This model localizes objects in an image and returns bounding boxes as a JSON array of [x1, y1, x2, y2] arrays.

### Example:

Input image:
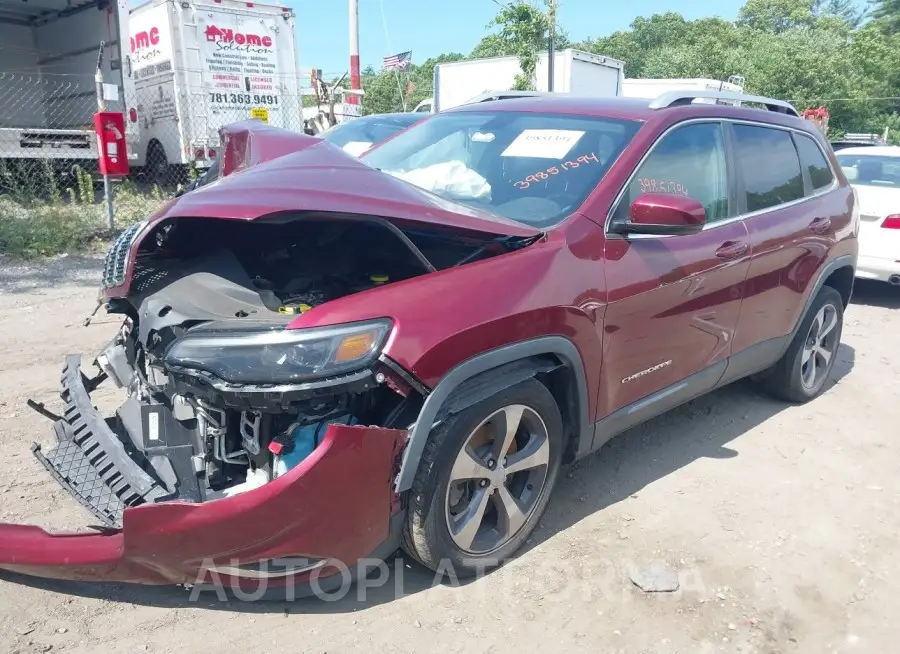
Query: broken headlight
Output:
[[164, 319, 392, 384]]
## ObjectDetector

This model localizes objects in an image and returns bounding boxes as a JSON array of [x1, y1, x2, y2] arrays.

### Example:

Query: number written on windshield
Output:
[[513, 152, 600, 190]]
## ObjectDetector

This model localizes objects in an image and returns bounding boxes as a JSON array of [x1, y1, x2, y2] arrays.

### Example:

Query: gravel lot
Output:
[[1, 256, 899, 654]]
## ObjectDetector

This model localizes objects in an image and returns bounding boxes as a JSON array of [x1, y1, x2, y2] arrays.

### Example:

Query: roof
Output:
[[445, 93, 808, 128], [353, 112, 426, 122], [835, 145, 900, 157], [449, 95, 658, 121]]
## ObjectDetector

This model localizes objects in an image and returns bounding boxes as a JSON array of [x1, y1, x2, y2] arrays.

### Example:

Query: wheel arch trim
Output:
[[787, 255, 856, 346], [395, 336, 591, 492]]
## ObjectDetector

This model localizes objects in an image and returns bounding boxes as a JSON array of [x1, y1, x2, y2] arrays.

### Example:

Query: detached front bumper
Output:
[[0, 357, 406, 591]]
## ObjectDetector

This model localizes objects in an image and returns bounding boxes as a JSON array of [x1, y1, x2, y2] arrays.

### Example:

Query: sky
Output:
[[291, 0, 753, 77]]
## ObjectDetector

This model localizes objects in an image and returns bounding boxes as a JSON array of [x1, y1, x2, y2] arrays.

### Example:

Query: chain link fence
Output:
[[0, 69, 326, 197], [0, 72, 101, 202], [135, 70, 317, 186], [0, 68, 345, 256]]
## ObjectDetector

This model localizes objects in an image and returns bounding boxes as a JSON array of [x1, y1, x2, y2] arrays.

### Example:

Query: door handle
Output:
[[809, 217, 832, 234], [715, 241, 749, 260]]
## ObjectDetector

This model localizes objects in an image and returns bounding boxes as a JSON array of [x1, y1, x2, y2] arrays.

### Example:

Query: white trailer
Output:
[[0, 0, 137, 163], [416, 49, 624, 114], [622, 77, 745, 105], [129, 0, 300, 179]]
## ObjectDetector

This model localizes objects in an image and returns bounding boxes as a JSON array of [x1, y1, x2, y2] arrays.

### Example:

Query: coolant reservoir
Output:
[[272, 414, 357, 478]]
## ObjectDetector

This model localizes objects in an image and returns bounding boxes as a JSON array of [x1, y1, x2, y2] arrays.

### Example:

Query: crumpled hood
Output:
[[218, 119, 320, 178], [151, 121, 540, 238]]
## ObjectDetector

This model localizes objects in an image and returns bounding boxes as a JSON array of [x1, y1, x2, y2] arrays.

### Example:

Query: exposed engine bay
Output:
[[45, 214, 532, 521]]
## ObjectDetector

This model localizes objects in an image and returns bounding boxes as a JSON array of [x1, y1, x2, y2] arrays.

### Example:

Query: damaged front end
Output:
[[1, 214, 493, 588], [0, 123, 544, 588], [33, 214, 447, 531]]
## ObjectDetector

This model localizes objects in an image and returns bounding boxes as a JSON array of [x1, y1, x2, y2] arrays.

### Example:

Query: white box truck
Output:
[[0, 0, 138, 165], [621, 77, 745, 105], [129, 0, 300, 180], [414, 49, 624, 114]]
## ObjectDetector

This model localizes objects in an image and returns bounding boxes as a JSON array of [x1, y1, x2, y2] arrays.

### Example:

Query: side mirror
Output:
[[611, 193, 706, 236]]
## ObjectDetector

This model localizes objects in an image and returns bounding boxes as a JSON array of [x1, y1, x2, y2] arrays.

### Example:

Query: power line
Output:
[[797, 97, 900, 102], [378, 0, 394, 55]]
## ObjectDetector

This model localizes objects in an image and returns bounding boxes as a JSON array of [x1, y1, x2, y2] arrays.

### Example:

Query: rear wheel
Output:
[[145, 141, 170, 186], [401, 379, 563, 577], [757, 286, 844, 403]]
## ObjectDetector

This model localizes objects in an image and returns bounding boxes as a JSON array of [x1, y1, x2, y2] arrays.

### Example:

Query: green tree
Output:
[[737, 0, 818, 32], [738, 0, 862, 32], [471, 34, 514, 58], [736, 27, 865, 129], [871, 0, 900, 34], [359, 52, 467, 114], [357, 0, 900, 139], [360, 66, 401, 115], [582, 13, 740, 78], [485, 1, 556, 90], [813, 0, 864, 26]]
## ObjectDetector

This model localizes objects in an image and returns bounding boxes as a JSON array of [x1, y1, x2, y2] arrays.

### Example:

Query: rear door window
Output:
[[732, 124, 804, 212], [794, 133, 834, 192], [612, 121, 730, 225]]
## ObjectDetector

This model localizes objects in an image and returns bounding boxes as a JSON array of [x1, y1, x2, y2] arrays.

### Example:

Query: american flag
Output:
[[383, 51, 412, 71]]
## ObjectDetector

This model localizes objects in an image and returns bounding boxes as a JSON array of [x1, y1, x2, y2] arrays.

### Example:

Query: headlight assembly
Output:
[[164, 319, 392, 384]]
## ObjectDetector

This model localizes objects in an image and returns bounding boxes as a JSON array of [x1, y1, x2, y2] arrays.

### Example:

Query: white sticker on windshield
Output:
[[501, 129, 585, 159]]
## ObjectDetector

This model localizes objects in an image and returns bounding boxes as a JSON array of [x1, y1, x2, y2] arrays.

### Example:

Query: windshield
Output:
[[322, 115, 424, 155], [360, 110, 641, 227], [836, 153, 900, 188]]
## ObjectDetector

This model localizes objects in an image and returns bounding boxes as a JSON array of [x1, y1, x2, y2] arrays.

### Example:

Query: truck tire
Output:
[[401, 378, 563, 578], [146, 141, 170, 186]]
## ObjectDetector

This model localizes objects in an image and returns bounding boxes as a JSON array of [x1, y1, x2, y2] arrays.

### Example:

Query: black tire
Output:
[[145, 141, 170, 186], [401, 378, 563, 578], [757, 286, 844, 403]]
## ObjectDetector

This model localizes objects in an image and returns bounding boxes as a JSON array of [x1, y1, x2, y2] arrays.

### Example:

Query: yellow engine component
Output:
[[278, 303, 312, 315]]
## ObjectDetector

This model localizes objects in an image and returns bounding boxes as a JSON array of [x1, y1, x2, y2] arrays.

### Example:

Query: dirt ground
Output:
[[0, 255, 899, 654]]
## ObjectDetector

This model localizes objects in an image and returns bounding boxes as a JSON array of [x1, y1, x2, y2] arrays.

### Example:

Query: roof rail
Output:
[[463, 90, 552, 105], [648, 89, 800, 117]]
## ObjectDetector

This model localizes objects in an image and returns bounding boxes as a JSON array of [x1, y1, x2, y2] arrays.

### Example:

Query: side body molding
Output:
[[395, 336, 592, 492]]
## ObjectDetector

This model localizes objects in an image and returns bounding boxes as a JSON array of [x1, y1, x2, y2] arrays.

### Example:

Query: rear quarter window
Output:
[[794, 133, 834, 191], [733, 124, 805, 212]]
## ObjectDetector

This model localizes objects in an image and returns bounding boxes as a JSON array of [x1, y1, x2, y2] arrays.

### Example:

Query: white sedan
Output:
[[836, 146, 900, 286]]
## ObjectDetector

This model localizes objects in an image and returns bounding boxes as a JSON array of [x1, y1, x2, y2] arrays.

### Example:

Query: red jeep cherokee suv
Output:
[[0, 90, 857, 596]]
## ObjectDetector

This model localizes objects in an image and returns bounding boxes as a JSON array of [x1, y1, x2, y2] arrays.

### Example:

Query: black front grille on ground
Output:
[[102, 221, 144, 288], [32, 437, 126, 527], [31, 355, 167, 527]]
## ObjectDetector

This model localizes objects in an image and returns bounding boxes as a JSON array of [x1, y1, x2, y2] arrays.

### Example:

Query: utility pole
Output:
[[547, 0, 556, 92], [348, 0, 360, 107]]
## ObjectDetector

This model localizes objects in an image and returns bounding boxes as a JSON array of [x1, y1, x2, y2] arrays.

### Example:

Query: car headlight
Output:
[[164, 319, 392, 384]]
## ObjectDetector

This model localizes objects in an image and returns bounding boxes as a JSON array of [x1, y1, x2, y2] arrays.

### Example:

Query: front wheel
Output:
[[401, 379, 563, 578], [757, 285, 844, 403]]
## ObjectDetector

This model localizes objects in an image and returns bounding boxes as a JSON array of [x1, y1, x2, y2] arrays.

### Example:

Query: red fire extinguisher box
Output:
[[93, 112, 130, 177]]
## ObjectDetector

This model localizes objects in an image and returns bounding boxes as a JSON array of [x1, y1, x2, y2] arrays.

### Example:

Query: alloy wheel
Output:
[[444, 404, 551, 555], [800, 302, 839, 391]]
